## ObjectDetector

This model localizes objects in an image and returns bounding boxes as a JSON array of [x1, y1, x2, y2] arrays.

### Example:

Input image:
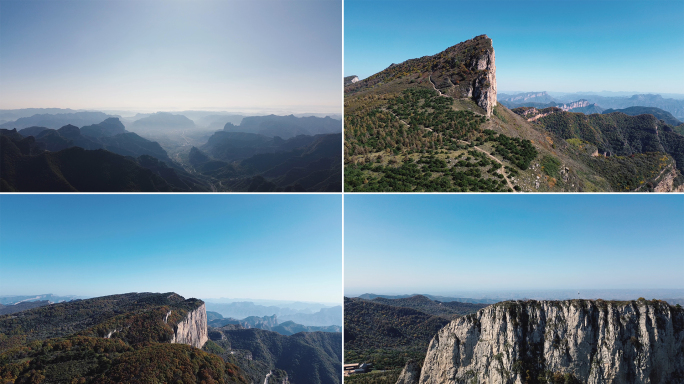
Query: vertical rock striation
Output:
[[396, 360, 421, 384], [419, 300, 684, 384], [171, 303, 208, 349], [430, 35, 497, 117]]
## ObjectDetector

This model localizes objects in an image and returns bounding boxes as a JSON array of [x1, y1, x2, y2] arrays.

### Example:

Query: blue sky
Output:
[[0, 0, 342, 113], [344, 195, 684, 296], [0, 195, 342, 303], [345, 0, 684, 94]]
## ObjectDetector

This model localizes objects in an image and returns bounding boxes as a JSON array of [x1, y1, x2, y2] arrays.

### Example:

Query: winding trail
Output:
[[264, 371, 272, 384], [429, 75, 449, 97], [382, 106, 517, 191], [455, 139, 515, 191]]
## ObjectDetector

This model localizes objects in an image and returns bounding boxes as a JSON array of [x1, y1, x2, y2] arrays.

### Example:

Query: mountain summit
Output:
[[346, 34, 497, 116]]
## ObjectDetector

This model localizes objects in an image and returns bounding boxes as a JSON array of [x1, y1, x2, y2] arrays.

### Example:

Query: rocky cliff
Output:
[[397, 360, 421, 384], [171, 302, 208, 349], [345, 35, 497, 117], [419, 299, 684, 384], [430, 35, 497, 117]]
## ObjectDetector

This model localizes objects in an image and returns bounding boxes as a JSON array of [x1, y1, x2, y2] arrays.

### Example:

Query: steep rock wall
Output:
[[396, 360, 421, 384], [419, 300, 684, 384], [171, 303, 208, 349], [439, 36, 497, 117]]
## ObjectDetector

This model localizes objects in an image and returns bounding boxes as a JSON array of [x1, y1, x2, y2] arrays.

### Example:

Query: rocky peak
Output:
[[348, 35, 497, 117], [57, 124, 81, 139], [419, 299, 684, 384]]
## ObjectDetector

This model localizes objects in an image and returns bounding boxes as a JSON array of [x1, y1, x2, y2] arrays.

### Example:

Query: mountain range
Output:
[[499, 91, 684, 121], [206, 312, 341, 336], [206, 301, 342, 327], [0, 292, 342, 384], [344, 34, 684, 192], [1, 112, 342, 192]]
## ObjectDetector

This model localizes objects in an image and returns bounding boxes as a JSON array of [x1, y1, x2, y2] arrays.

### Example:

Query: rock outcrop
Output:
[[435, 35, 497, 117], [171, 303, 208, 349], [346, 35, 497, 117], [559, 99, 592, 111], [419, 299, 684, 384], [345, 75, 360, 85], [396, 360, 421, 384]]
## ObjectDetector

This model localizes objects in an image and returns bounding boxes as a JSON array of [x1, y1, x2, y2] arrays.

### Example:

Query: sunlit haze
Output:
[[0, 0, 342, 113]]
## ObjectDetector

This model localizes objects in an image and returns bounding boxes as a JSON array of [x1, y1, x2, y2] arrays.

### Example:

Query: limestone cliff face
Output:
[[396, 360, 421, 384], [470, 44, 496, 117], [419, 300, 684, 384], [438, 35, 497, 117], [171, 303, 208, 349], [559, 99, 592, 111]]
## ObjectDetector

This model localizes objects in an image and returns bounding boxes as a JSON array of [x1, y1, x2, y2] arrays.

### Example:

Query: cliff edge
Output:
[[419, 299, 684, 384], [171, 302, 208, 349]]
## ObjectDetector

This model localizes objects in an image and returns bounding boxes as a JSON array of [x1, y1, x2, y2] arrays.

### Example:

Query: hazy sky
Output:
[[345, 0, 684, 94], [345, 195, 684, 296], [0, 194, 342, 303], [0, 0, 342, 113]]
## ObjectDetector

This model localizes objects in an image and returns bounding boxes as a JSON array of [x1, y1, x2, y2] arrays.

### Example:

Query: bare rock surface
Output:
[[171, 302, 208, 348], [419, 299, 684, 384]]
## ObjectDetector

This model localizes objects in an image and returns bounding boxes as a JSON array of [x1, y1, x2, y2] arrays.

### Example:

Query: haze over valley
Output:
[[0, 0, 342, 192]]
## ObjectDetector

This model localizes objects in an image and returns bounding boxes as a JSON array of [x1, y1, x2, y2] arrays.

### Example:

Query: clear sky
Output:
[[345, 0, 684, 94], [345, 194, 684, 296], [0, 194, 342, 304], [0, 0, 342, 113]]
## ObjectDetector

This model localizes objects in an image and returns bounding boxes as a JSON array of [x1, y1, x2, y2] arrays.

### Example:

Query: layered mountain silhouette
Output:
[[344, 35, 684, 192], [1, 113, 342, 192], [1, 121, 209, 192], [223, 114, 341, 139], [0, 111, 117, 129]]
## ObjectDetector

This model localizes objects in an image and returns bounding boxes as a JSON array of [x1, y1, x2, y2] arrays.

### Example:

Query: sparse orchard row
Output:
[[345, 89, 537, 192]]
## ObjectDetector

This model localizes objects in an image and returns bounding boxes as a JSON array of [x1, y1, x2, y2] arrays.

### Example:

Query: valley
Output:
[[344, 35, 684, 192], [0, 110, 342, 192]]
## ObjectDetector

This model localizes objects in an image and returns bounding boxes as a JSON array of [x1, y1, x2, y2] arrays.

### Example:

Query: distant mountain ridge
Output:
[[370, 295, 489, 319], [206, 301, 342, 326], [500, 91, 684, 120], [357, 293, 499, 304], [205, 312, 341, 335], [1, 121, 210, 192], [223, 114, 341, 139], [0, 111, 118, 129]]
